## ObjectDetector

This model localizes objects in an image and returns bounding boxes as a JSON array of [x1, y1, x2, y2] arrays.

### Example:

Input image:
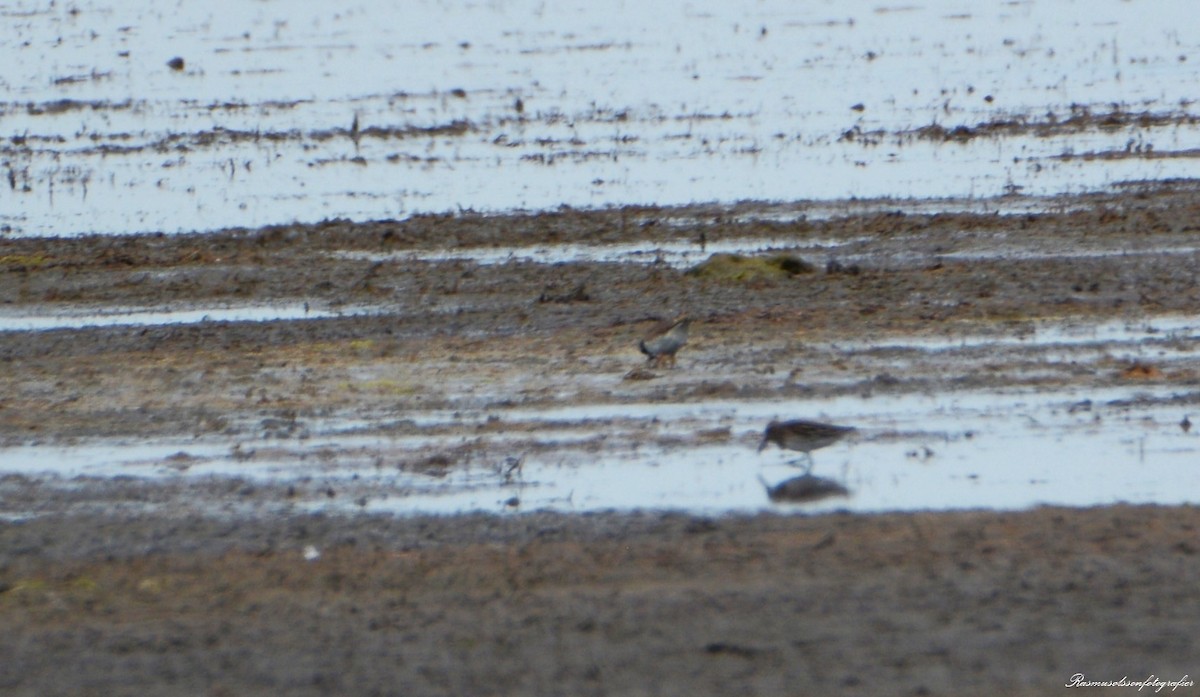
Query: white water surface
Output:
[[2, 383, 1196, 518], [0, 301, 376, 331], [2, 0, 1199, 236]]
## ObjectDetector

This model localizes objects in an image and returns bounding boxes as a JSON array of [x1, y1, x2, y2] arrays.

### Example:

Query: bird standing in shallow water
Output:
[[758, 419, 855, 473], [639, 316, 691, 368]]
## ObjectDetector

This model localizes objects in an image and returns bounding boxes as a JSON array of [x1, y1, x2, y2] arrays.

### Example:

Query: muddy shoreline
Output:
[[2, 506, 1197, 696], [4, 184, 1200, 693]]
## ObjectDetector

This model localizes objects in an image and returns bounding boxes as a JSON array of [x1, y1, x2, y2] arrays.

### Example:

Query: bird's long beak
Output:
[[757, 437, 769, 452]]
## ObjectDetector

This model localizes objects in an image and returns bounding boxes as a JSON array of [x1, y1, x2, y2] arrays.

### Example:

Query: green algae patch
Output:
[[685, 252, 815, 282], [0, 253, 51, 270]]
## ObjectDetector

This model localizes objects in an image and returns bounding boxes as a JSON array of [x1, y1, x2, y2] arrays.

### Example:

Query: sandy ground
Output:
[[3, 182, 1200, 694]]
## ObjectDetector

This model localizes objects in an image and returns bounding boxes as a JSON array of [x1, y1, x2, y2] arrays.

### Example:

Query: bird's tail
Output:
[[638, 340, 650, 357]]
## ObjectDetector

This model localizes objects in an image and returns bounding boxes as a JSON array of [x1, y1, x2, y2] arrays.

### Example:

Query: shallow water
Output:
[[3, 378, 1196, 518], [3, 0, 1200, 236], [334, 234, 1200, 273], [0, 301, 375, 332], [837, 314, 1200, 353], [332, 235, 860, 270]]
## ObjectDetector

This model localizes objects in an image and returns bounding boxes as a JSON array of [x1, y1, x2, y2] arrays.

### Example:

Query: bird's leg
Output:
[[786, 454, 815, 475]]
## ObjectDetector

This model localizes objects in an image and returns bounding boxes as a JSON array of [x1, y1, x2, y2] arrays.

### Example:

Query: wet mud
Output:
[[3, 183, 1200, 693], [2, 506, 1197, 696]]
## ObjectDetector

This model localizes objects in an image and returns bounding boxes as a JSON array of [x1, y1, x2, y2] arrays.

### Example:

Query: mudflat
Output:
[[2, 182, 1200, 694]]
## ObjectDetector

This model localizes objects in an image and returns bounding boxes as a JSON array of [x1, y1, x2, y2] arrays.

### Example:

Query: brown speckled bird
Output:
[[638, 316, 691, 368], [758, 419, 855, 472]]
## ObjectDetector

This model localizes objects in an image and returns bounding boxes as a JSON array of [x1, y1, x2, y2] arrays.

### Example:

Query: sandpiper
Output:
[[639, 316, 691, 368], [758, 419, 855, 472]]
